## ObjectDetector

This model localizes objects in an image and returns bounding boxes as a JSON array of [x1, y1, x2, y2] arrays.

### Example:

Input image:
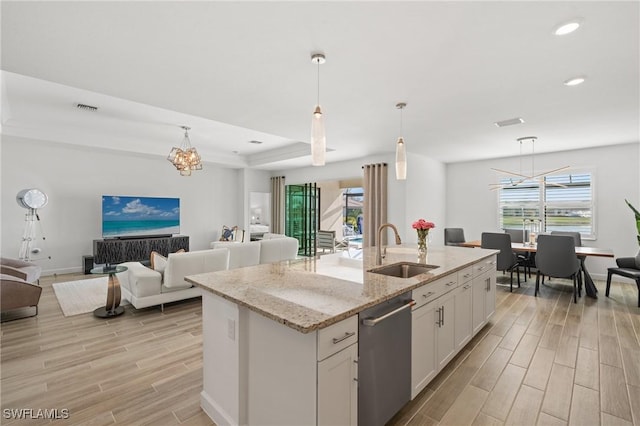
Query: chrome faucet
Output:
[[376, 223, 402, 265]]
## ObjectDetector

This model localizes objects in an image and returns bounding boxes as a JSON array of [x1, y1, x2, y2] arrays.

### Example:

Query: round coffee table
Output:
[[90, 265, 127, 318]]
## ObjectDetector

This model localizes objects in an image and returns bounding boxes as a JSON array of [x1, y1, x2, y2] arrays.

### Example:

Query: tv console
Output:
[[93, 235, 189, 265]]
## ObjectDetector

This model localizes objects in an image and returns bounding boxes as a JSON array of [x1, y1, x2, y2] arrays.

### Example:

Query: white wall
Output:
[[404, 153, 447, 246], [1, 135, 241, 275], [275, 153, 449, 247], [446, 142, 640, 278]]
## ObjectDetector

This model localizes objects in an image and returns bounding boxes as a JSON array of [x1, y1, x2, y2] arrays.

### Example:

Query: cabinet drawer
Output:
[[413, 273, 458, 309], [318, 316, 358, 361], [458, 266, 473, 283], [473, 256, 497, 276]]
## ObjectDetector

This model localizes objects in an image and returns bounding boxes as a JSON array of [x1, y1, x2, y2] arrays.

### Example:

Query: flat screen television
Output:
[[102, 195, 180, 239]]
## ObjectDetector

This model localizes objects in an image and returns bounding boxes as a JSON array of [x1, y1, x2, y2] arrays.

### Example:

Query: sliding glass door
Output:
[[285, 183, 319, 257]]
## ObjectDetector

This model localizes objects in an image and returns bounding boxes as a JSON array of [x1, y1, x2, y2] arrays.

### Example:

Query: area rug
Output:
[[52, 277, 128, 317]]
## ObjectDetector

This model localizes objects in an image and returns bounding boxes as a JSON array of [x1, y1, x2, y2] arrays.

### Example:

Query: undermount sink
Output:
[[368, 262, 439, 278]]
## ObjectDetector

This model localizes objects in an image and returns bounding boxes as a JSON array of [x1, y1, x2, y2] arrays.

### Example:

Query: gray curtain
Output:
[[270, 176, 285, 234], [362, 163, 388, 248]]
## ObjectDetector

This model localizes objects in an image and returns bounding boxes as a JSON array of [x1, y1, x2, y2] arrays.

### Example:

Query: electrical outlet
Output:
[[227, 318, 235, 341]]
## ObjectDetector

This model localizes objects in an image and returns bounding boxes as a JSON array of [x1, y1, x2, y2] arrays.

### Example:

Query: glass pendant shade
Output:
[[311, 105, 326, 166], [167, 127, 202, 176], [395, 136, 407, 180]]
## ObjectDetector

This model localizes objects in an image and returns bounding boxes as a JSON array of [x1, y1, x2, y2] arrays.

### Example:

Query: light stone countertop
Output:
[[186, 245, 498, 334]]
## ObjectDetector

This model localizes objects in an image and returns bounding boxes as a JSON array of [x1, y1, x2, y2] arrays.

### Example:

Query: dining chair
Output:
[[504, 228, 533, 278], [481, 232, 521, 291], [606, 256, 640, 307], [550, 231, 585, 292], [444, 228, 466, 246], [535, 234, 581, 303]]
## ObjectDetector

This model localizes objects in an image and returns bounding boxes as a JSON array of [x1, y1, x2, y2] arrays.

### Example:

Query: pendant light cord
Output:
[[317, 60, 320, 106]]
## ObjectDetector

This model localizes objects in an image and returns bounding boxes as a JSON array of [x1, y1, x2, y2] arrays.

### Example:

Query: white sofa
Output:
[[118, 248, 229, 310], [210, 236, 299, 269], [120, 237, 299, 310]]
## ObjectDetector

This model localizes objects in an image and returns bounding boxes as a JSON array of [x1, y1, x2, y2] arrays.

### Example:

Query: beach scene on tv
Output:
[[102, 196, 180, 238]]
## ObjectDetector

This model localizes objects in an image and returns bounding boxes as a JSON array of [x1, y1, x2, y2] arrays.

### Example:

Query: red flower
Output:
[[412, 219, 435, 230]]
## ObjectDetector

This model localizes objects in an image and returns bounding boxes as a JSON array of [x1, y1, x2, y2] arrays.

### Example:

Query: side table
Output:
[[90, 265, 127, 318]]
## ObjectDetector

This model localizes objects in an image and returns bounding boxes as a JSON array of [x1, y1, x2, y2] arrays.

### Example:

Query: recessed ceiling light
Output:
[[494, 117, 524, 128], [554, 19, 582, 36], [249, 140, 263, 145], [564, 76, 586, 86]]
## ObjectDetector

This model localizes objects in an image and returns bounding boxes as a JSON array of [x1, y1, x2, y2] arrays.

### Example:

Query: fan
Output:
[[16, 188, 49, 261]]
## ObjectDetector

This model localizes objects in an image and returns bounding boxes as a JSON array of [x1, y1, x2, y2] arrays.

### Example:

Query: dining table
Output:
[[459, 240, 614, 298]]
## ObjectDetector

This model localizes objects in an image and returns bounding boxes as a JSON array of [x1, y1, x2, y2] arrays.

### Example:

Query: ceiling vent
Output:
[[76, 103, 98, 111], [494, 117, 524, 128]]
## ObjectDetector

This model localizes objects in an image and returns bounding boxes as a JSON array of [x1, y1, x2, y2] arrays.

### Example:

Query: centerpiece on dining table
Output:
[[412, 218, 435, 256]]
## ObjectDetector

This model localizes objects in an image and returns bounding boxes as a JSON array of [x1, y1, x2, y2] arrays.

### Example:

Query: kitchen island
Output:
[[187, 245, 498, 426]]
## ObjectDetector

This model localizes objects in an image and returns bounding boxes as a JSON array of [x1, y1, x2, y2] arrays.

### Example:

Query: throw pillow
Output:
[[150, 251, 168, 275]]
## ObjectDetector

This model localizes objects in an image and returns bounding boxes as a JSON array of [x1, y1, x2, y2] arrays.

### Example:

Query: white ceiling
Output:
[[1, 1, 638, 170]]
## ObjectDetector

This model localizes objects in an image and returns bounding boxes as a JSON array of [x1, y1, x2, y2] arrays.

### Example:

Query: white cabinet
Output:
[[411, 256, 497, 400], [318, 343, 358, 426], [411, 273, 458, 399], [411, 299, 437, 399], [435, 291, 456, 370], [454, 282, 473, 350], [317, 316, 358, 426], [472, 267, 497, 334]]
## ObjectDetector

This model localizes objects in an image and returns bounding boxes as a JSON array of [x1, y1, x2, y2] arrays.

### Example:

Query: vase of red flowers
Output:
[[412, 219, 435, 256]]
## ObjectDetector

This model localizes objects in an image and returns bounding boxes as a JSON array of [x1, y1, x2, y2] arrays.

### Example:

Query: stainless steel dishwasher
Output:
[[358, 291, 414, 426]]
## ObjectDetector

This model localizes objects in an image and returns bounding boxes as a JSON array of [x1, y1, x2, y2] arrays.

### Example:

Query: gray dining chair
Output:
[[444, 228, 466, 246], [606, 256, 640, 307], [535, 234, 581, 303], [550, 231, 585, 291], [481, 232, 521, 291], [504, 228, 533, 277]]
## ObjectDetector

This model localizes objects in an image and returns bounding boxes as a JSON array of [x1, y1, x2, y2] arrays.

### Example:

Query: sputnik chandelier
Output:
[[167, 126, 202, 176]]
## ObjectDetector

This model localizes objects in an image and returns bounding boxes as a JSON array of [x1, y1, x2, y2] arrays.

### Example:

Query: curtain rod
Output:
[[361, 163, 388, 169]]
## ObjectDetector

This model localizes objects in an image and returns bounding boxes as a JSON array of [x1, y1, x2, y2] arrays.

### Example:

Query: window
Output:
[[343, 187, 363, 236], [498, 172, 594, 238]]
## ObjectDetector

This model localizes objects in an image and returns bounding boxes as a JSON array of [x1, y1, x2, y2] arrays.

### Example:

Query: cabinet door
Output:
[[436, 292, 456, 370], [472, 273, 486, 334], [454, 283, 473, 350], [318, 343, 358, 426], [411, 303, 437, 399], [484, 272, 497, 321]]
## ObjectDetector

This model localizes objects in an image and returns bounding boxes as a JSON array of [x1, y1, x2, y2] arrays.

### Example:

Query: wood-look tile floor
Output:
[[1, 272, 639, 425]]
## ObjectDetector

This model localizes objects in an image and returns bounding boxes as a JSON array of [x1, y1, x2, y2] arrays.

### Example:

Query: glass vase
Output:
[[417, 231, 428, 257]]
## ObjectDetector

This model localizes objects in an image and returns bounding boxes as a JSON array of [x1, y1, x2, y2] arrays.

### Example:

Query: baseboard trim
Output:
[[201, 391, 237, 426]]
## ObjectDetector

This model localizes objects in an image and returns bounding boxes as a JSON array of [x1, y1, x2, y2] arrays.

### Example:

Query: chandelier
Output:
[[489, 136, 568, 190], [167, 126, 202, 176]]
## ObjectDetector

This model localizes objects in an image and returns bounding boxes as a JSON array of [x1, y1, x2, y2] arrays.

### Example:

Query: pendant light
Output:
[[311, 53, 326, 166], [395, 102, 407, 180]]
